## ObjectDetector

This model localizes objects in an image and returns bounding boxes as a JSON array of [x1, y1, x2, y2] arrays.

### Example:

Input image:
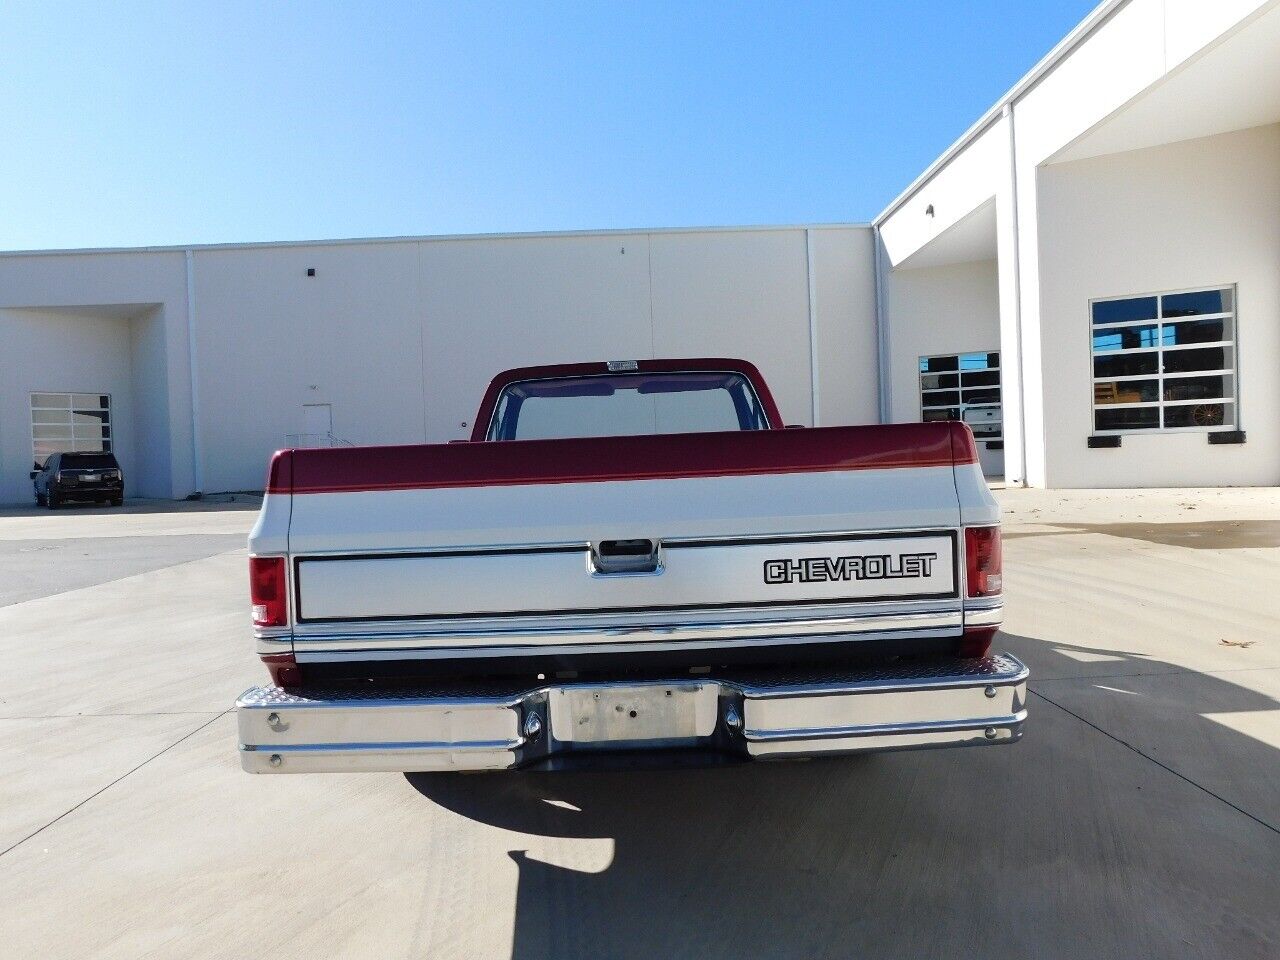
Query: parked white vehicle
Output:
[[237, 359, 1024, 773]]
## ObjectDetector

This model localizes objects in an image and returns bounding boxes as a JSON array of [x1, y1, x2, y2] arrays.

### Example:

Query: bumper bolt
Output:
[[523, 712, 543, 741], [268, 754, 283, 767], [984, 685, 997, 699], [984, 727, 998, 741], [724, 706, 742, 731]]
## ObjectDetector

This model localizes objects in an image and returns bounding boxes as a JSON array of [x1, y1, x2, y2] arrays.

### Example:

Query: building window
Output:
[[1091, 287, 1236, 433], [31, 393, 111, 465], [919, 351, 1001, 440]]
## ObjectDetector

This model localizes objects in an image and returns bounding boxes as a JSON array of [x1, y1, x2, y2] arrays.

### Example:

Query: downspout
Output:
[[872, 226, 891, 423], [1003, 104, 1029, 486], [805, 229, 820, 426], [184, 250, 204, 496]]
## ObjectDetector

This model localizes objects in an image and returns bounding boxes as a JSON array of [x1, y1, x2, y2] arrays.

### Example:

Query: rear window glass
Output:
[[487, 371, 770, 441], [59, 453, 118, 469]]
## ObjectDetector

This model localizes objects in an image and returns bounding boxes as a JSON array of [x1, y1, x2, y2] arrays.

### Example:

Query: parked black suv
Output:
[[31, 452, 124, 508]]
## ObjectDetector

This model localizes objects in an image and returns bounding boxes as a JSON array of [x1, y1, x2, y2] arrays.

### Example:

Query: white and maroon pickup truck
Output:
[[236, 358, 1026, 773]]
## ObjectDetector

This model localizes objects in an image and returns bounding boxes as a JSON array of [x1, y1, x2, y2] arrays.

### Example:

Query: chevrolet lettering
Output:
[[763, 552, 938, 585]]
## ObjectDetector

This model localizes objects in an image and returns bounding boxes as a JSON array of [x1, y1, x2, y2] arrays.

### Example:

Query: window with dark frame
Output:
[[919, 351, 1001, 441], [30, 393, 112, 466], [1090, 287, 1236, 434]]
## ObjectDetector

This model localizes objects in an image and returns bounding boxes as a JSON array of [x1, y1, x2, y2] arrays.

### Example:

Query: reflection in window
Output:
[[1091, 296, 1157, 325], [1090, 287, 1236, 433], [1162, 289, 1230, 317], [919, 352, 1001, 440], [1162, 317, 1227, 346], [1092, 324, 1159, 352], [1094, 352, 1158, 378], [1094, 380, 1159, 405], [1163, 404, 1229, 428], [1095, 407, 1159, 432], [920, 372, 958, 390]]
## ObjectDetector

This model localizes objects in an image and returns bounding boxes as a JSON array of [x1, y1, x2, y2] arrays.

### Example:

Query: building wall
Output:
[[0, 250, 192, 502], [650, 231, 812, 424], [885, 258, 1002, 476], [1013, 0, 1273, 169], [0, 227, 878, 501], [873, 0, 1276, 488], [417, 227, 878, 443], [0, 309, 136, 503], [878, 120, 1008, 270], [192, 240, 428, 493], [127, 307, 175, 498], [809, 228, 881, 427], [417, 234, 657, 447], [190, 227, 875, 494], [1035, 123, 1280, 487], [878, 0, 1274, 271], [885, 259, 1001, 423]]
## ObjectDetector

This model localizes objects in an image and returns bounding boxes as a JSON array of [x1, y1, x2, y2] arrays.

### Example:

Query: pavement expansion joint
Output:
[[1028, 688, 1278, 838], [0, 710, 231, 859]]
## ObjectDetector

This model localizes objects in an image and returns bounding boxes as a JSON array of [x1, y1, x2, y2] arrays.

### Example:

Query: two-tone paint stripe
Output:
[[267, 421, 979, 495]]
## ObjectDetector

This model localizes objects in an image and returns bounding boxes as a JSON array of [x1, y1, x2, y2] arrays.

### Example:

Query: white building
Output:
[[2, 0, 1277, 502]]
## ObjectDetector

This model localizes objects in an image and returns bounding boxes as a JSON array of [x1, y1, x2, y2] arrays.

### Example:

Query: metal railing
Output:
[[284, 433, 355, 448]]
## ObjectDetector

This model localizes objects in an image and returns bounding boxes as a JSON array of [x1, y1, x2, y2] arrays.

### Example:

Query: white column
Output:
[[995, 109, 1026, 485], [1013, 138, 1049, 487], [805, 228, 820, 427], [872, 228, 892, 424], [184, 250, 205, 495], [995, 105, 1049, 487]]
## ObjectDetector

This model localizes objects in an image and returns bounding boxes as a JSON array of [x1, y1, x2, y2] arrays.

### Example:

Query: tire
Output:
[[110, 497, 124, 507], [35, 492, 47, 507], [46, 491, 59, 510]]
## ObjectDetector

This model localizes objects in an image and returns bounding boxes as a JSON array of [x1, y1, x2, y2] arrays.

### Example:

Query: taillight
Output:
[[965, 526, 1002, 597], [250, 556, 288, 627]]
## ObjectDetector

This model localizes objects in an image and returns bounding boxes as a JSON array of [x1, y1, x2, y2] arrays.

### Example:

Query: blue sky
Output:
[[3, 1, 1096, 250]]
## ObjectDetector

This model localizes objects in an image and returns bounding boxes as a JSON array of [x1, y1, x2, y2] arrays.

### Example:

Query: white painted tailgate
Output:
[[286, 465, 962, 625]]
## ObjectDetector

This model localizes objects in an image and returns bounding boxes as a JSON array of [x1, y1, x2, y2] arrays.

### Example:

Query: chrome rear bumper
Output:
[[236, 654, 1027, 773]]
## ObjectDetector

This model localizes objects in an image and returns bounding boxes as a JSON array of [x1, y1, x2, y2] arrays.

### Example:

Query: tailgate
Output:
[[273, 423, 971, 629]]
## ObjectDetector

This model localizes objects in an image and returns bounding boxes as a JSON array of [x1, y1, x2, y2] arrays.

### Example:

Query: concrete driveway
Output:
[[0, 490, 1276, 959]]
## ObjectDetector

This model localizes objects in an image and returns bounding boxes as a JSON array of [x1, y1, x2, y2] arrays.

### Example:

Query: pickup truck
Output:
[[237, 358, 1026, 773]]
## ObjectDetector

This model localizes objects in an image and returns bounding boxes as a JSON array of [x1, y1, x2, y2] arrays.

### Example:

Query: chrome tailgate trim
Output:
[[286, 608, 963, 657]]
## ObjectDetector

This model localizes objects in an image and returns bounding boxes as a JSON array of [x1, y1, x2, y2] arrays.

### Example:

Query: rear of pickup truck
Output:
[[237, 416, 1025, 773]]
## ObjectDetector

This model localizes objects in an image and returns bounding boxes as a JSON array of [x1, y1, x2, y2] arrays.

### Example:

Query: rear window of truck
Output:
[[486, 371, 771, 441], [58, 453, 119, 469]]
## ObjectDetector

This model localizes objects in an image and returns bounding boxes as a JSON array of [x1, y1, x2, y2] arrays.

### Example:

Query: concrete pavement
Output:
[[0, 490, 1276, 959]]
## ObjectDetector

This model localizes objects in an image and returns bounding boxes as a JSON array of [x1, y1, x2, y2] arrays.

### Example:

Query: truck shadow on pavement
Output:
[[406, 636, 1280, 960]]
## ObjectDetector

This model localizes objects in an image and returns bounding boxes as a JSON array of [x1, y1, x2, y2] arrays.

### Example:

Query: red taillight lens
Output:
[[249, 556, 288, 627], [965, 526, 1003, 598]]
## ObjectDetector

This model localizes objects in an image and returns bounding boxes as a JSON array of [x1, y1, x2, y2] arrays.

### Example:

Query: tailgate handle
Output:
[[591, 539, 661, 575]]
